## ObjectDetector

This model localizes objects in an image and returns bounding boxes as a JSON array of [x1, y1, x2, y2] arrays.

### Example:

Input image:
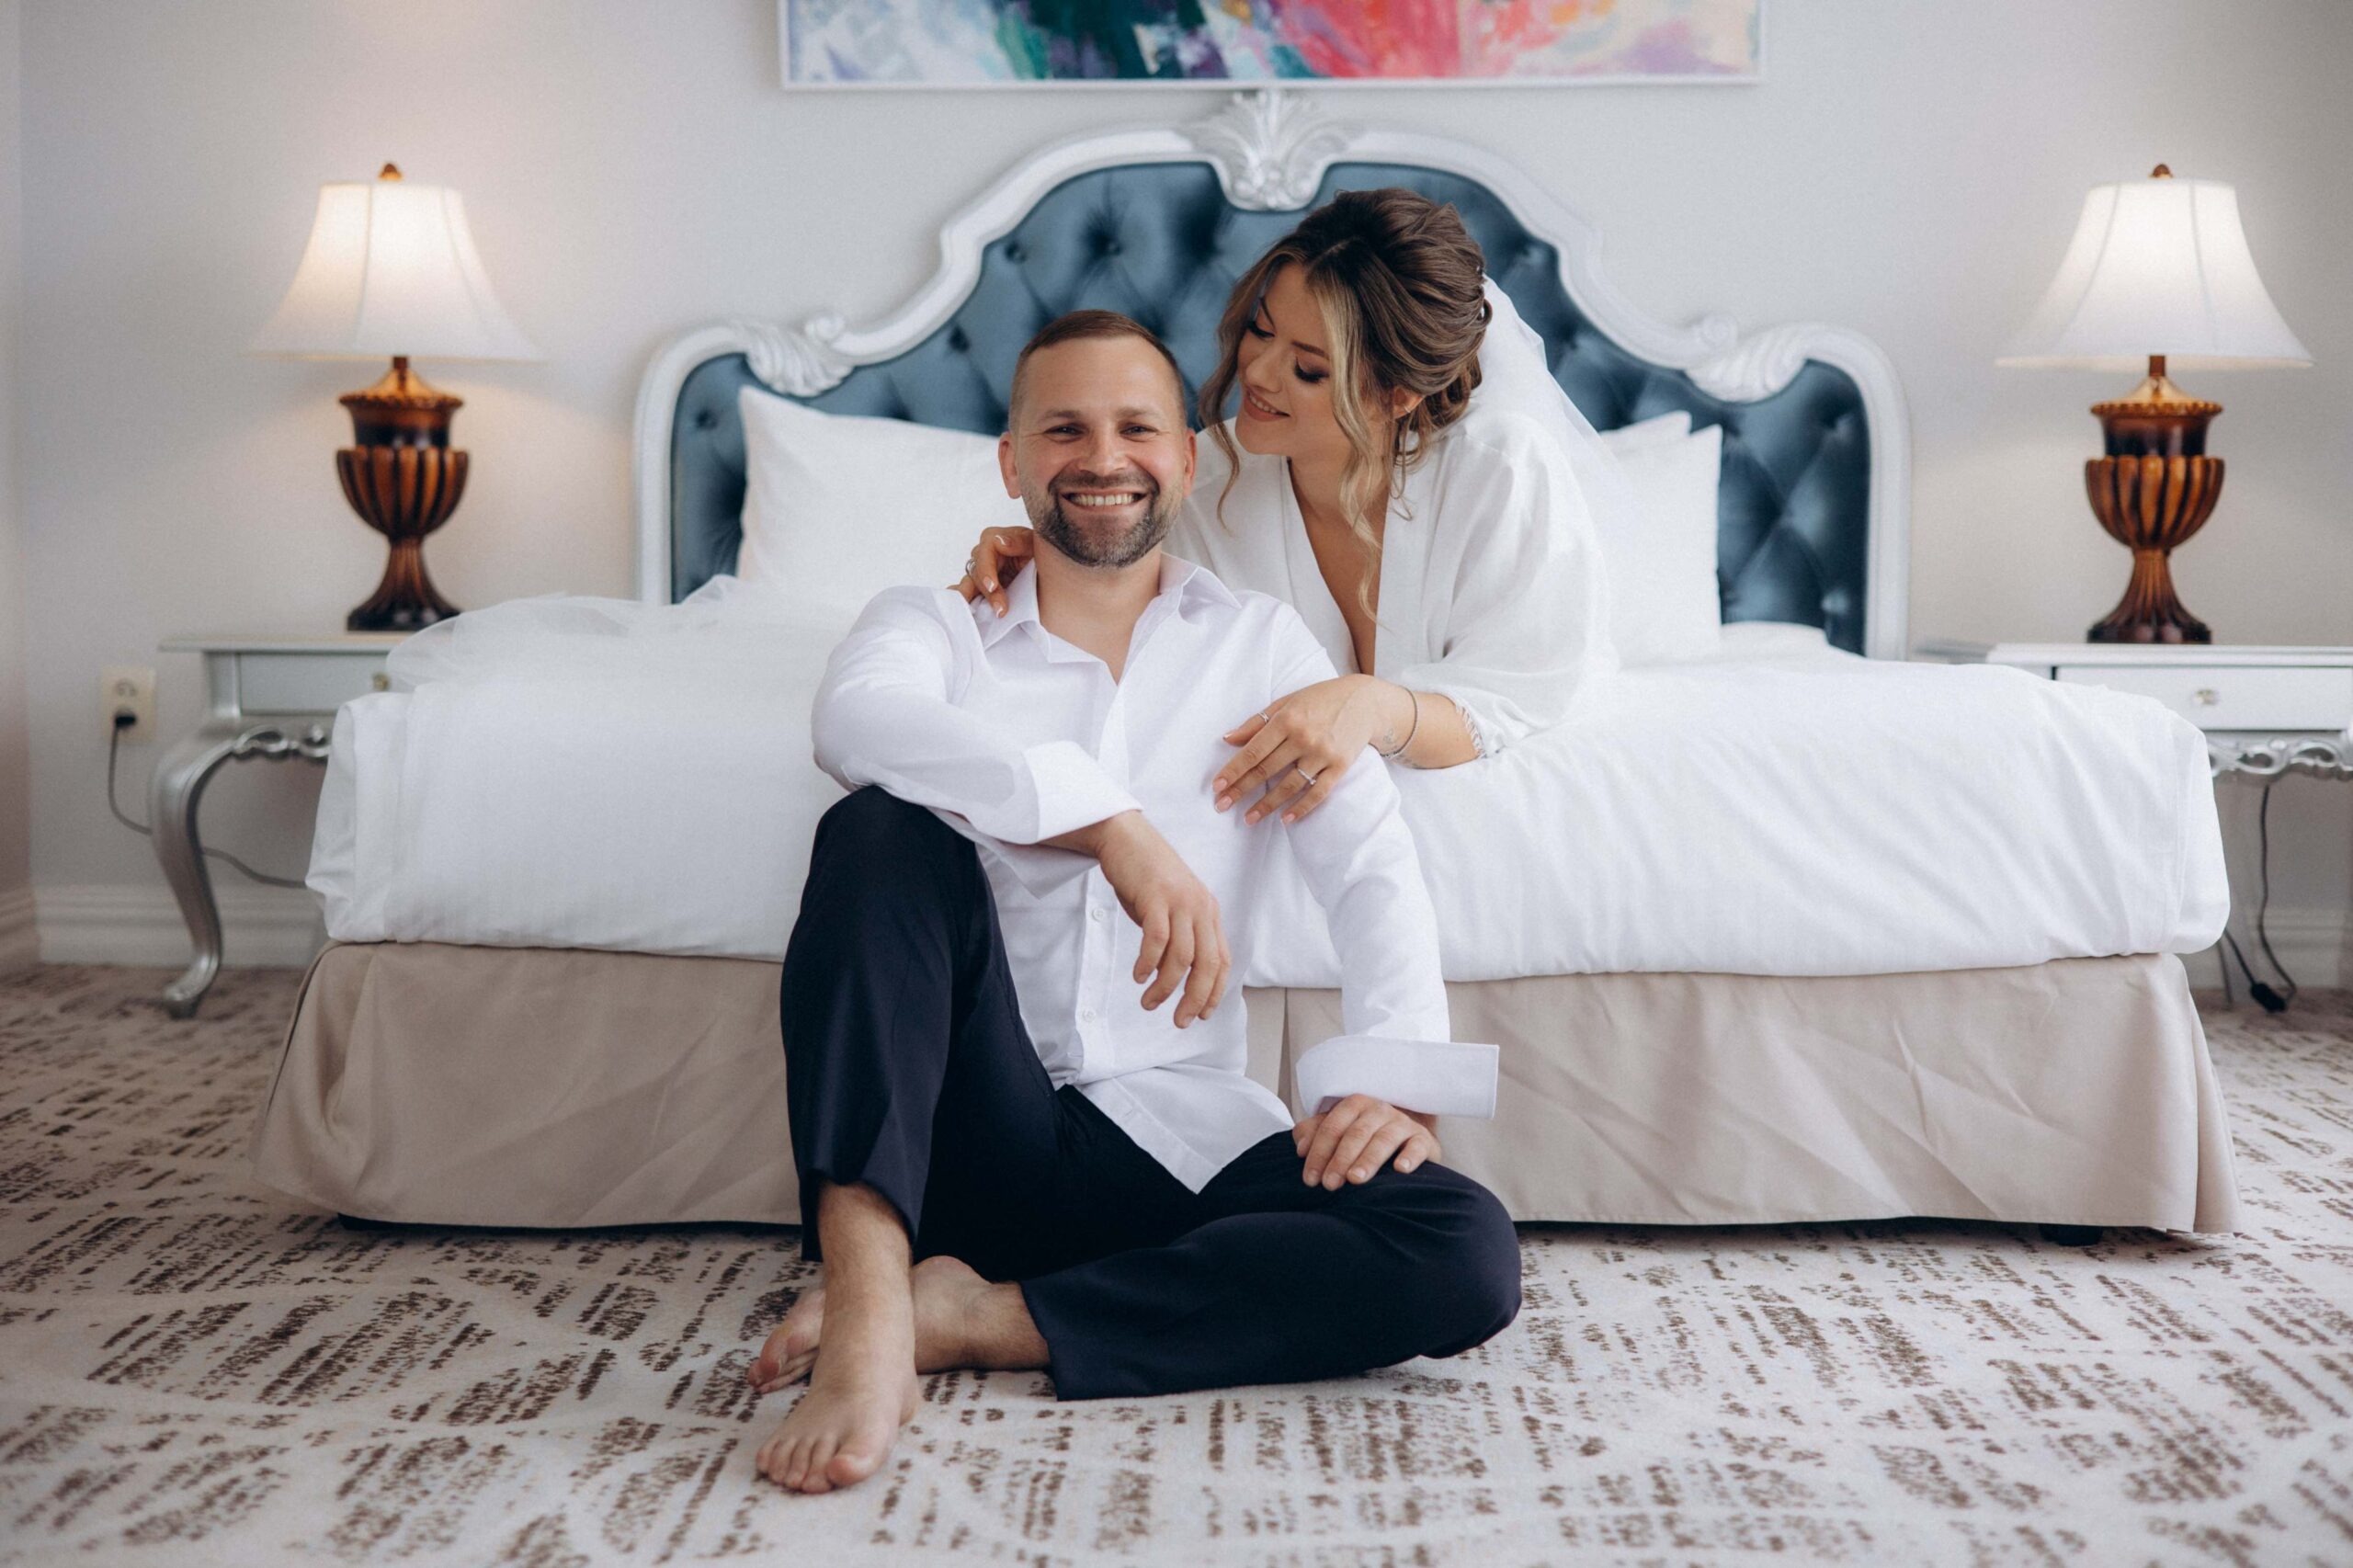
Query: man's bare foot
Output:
[[748, 1255, 996, 1394], [748, 1283, 829, 1393], [752, 1303, 919, 1494]]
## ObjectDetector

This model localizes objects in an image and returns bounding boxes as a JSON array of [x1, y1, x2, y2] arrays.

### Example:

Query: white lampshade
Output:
[[1997, 171, 2309, 373], [249, 170, 540, 362]]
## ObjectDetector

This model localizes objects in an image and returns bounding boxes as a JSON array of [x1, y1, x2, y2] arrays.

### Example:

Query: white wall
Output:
[[0, 0, 31, 971], [16, 0, 2353, 982]]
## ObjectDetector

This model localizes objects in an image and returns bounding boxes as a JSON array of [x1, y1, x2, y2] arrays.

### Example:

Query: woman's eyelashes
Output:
[[1245, 315, 1325, 384]]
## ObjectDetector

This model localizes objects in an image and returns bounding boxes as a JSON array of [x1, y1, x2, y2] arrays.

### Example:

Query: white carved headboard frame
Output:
[[631, 92, 1912, 656]]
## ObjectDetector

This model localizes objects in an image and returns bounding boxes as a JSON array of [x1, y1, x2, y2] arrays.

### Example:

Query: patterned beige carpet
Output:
[[0, 966, 2348, 1566]]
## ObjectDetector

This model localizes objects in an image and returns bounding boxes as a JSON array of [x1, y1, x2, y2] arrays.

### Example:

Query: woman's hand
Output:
[[952, 527, 1036, 616], [1292, 1096, 1440, 1189], [1215, 676, 1396, 824]]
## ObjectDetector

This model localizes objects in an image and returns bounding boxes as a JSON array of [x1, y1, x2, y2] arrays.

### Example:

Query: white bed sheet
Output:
[[312, 609, 2227, 981]]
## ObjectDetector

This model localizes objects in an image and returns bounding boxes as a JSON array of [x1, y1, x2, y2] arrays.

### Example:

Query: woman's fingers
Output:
[[972, 529, 1036, 616], [1251, 764, 1315, 825], [1278, 768, 1341, 824], [1213, 727, 1291, 809], [1221, 739, 1302, 817], [1291, 1112, 1323, 1156], [1222, 692, 1288, 746]]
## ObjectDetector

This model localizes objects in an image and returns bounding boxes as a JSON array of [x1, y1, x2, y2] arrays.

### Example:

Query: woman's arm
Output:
[[1368, 679, 1478, 771], [1391, 421, 1616, 755]]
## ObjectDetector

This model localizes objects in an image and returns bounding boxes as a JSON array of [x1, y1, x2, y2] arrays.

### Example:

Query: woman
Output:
[[959, 187, 1621, 824]]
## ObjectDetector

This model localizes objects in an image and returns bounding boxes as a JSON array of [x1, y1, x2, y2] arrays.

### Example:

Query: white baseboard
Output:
[[0, 885, 36, 975], [2181, 906, 2347, 993], [35, 883, 326, 968]]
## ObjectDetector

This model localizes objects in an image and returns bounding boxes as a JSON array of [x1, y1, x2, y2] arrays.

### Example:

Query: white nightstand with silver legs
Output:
[[1915, 642, 2353, 780], [152, 634, 401, 1017]]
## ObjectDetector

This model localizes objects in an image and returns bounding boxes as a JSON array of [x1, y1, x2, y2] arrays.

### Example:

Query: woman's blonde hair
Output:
[[1198, 188, 1491, 615]]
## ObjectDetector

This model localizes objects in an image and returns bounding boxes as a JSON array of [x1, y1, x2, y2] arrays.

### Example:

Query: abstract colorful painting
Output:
[[780, 1, 1762, 86]]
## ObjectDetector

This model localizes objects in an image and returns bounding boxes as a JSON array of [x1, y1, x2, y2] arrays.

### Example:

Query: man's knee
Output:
[[1410, 1172, 1522, 1353], [816, 785, 947, 854], [805, 788, 973, 903]]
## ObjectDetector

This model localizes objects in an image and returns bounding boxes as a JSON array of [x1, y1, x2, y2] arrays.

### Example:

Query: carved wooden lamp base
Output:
[[336, 356, 469, 632], [2083, 355, 2223, 644]]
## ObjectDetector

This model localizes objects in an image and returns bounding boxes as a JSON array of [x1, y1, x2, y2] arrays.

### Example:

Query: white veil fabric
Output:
[[1471, 277, 1643, 554]]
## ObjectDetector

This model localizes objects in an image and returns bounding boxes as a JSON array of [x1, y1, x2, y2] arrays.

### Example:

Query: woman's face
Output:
[[1232, 265, 1354, 468]]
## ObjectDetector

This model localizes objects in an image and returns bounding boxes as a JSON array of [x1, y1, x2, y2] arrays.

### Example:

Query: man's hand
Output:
[[1292, 1095, 1439, 1188], [1052, 811, 1230, 1028]]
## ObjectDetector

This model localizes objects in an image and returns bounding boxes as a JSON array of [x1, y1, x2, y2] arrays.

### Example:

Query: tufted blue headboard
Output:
[[640, 101, 1907, 656]]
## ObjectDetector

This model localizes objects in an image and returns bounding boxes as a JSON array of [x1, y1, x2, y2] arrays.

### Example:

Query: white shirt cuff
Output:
[[1293, 1035, 1500, 1120], [1022, 740, 1139, 842]]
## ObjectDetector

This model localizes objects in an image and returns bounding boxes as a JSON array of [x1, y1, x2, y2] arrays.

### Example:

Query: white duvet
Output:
[[311, 586, 2227, 981]]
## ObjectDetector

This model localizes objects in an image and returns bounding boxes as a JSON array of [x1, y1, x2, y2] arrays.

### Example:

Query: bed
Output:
[[251, 92, 2240, 1235]]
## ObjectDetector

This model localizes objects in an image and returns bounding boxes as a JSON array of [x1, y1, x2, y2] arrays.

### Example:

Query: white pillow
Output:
[[1592, 421, 1724, 666], [1597, 409, 1693, 457], [733, 386, 1031, 622]]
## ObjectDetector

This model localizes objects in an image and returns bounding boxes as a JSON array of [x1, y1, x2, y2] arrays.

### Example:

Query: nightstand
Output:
[[1915, 642, 2353, 780], [153, 633, 404, 1017]]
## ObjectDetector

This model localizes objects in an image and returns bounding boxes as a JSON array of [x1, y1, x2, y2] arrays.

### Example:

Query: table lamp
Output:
[[249, 164, 540, 631], [1998, 165, 2309, 643]]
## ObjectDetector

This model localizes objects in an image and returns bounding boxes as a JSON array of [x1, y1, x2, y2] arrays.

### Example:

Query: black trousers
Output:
[[779, 787, 1522, 1401]]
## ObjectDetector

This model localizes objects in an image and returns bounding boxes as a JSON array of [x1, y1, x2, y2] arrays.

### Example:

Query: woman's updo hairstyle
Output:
[[1199, 187, 1492, 607]]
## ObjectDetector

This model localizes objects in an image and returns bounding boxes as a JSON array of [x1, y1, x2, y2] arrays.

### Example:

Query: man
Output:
[[752, 311, 1519, 1495]]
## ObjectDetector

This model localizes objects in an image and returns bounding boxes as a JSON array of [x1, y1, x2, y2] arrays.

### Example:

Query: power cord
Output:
[[2245, 778, 2296, 1012], [106, 714, 310, 891], [2213, 778, 2296, 1014]]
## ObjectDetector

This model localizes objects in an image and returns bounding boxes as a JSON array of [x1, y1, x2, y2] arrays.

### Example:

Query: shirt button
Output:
[[1089, 907, 1107, 924], [1080, 1007, 1099, 1023]]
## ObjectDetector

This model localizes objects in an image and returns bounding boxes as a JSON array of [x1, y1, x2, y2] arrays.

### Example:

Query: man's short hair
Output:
[[1007, 311, 1188, 429]]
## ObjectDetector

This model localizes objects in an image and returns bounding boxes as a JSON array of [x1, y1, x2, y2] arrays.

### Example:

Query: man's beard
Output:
[[1026, 471, 1178, 569]]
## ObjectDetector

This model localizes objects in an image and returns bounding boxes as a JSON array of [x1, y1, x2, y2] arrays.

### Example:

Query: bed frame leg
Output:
[[2039, 1223, 2104, 1247]]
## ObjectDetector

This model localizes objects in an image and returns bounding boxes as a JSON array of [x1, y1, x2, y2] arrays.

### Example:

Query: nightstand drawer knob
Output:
[[2052, 664, 2353, 732], [371, 672, 390, 692]]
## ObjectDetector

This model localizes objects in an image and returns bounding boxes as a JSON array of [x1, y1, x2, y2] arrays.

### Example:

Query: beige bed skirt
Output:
[[249, 943, 2240, 1234]]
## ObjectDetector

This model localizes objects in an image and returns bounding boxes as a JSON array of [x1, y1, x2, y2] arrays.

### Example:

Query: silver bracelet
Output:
[[1377, 688, 1421, 759]]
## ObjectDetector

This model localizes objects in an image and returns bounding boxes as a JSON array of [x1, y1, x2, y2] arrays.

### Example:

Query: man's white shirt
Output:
[[811, 553, 1497, 1192]]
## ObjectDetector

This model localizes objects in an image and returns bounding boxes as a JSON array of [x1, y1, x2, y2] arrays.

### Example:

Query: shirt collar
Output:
[[973, 551, 1237, 651]]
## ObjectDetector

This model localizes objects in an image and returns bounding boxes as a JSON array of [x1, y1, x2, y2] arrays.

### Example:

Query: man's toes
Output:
[[829, 1434, 887, 1487], [784, 1431, 819, 1489], [800, 1435, 839, 1494]]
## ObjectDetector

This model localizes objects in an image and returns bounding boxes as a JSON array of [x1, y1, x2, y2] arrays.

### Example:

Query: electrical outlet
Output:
[[101, 665, 156, 742]]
